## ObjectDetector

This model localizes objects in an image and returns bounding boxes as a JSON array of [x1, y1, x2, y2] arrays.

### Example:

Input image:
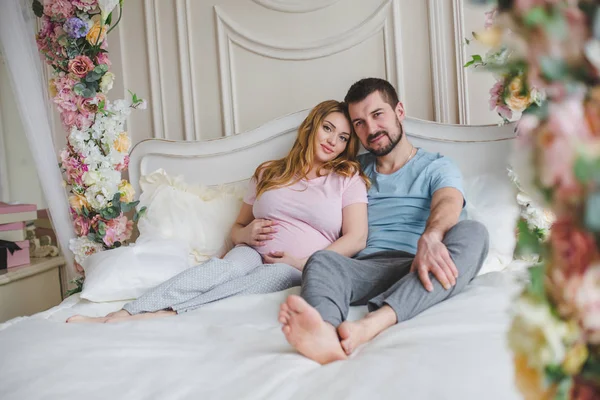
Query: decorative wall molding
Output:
[[144, 0, 166, 139], [452, 0, 469, 124], [251, 0, 341, 13], [215, 0, 404, 136], [0, 93, 9, 202], [427, 0, 454, 124], [176, 0, 197, 140]]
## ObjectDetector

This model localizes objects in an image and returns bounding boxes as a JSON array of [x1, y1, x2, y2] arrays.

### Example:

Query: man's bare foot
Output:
[[280, 295, 347, 365], [338, 305, 397, 355]]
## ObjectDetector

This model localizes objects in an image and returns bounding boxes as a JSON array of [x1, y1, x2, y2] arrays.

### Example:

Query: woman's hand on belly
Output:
[[263, 251, 308, 271]]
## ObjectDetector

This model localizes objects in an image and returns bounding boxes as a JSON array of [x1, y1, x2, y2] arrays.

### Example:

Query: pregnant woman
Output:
[[68, 99, 370, 323]]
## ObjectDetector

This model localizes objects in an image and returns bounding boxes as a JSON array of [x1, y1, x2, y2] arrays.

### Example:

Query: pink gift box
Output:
[[0, 222, 25, 232], [0, 202, 36, 214], [6, 240, 30, 268]]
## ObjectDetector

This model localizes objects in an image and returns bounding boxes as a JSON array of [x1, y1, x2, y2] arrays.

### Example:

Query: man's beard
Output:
[[365, 117, 403, 157]]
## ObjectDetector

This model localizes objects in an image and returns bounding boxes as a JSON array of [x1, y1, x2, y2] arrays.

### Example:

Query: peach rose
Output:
[[69, 193, 90, 213], [68, 55, 95, 78], [48, 78, 57, 98], [86, 20, 107, 45], [505, 77, 532, 113], [118, 180, 135, 203], [514, 355, 556, 400], [113, 132, 131, 153]]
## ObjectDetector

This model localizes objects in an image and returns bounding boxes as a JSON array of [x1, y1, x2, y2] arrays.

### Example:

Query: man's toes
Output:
[[280, 302, 290, 314], [282, 324, 291, 335], [341, 339, 352, 355]]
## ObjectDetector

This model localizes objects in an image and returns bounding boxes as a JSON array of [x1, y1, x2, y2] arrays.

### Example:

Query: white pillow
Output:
[[137, 169, 248, 265], [463, 173, 520, 275], [80, 237, 190, 302]]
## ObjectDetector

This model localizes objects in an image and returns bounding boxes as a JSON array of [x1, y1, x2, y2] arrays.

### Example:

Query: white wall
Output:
[[0, 0, 501, 207]]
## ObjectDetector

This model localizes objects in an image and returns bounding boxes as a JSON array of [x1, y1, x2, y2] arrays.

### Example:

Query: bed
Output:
[[0, 111, 526, 400]]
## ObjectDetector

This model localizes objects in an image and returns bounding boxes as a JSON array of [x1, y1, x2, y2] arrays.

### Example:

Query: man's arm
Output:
[[411, 187, 464, 292]]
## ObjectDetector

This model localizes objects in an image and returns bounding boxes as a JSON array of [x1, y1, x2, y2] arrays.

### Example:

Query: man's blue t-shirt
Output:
[[357, 148, 465, 257]]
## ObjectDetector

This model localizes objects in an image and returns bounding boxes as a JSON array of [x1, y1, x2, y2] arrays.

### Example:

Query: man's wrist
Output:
[[421, 228, 444, 242]]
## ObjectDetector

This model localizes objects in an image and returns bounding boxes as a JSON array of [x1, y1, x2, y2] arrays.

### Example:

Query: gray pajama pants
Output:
[[300, 220, 489, 327], [123, 245, 301, 315]]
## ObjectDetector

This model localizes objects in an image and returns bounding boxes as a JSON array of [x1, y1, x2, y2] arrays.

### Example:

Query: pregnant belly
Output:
[[253, 224, 331, 259]]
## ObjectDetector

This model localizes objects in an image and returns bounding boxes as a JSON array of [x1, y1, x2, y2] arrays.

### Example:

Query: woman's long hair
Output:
[[254, 100, 370, 198]]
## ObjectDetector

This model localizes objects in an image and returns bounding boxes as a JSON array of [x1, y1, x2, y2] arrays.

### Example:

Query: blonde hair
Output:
[[254, 100, 370, 198]]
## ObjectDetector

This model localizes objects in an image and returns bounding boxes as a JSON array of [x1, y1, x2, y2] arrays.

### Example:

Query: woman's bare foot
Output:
[[66, 309, 175, 323], [338, 305, 398, 355], [280, 295, 347, 365], [105, 310, 176, 323], [66, 309, 131, 323]]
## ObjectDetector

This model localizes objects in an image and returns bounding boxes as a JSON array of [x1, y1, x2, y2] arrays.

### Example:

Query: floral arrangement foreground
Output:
[[469, 0, 600, 398], [33, 0, 146, 293]]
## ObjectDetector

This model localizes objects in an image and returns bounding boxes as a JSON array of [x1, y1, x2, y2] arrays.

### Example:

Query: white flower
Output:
[[69, 237, 105, 265], [85, 181, 118, 209], [98, 0, 120, 22], [99, 72, 115, 93], [82, 170, 102, 186], [508, 296, 578, 370]]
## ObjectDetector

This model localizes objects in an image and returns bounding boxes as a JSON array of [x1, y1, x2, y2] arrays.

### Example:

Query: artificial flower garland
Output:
[[33, 0, 146, 292]]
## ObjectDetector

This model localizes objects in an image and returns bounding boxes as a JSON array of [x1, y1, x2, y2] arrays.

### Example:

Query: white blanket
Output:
[[0, 266, 527, 400]]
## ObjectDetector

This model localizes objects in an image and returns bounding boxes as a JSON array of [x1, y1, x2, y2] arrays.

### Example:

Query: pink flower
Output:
[[95, 52, 112, 69], [43, 0, 75, 19], [73, 215, 91, 236], [60, 111, 78, 130], [76, 97, 96, 116], [115, 155, 130, 172], [76, 113, 93, 130], [103, 215, 133, 247], [72, 0, 98, 12], [68, 55, 95, 78], [484, 8, 497, 29], [550, 217, 597, 277], [575, 264, 600, 343], [516, 114, 540, 144], [61, 153, 88, 186]]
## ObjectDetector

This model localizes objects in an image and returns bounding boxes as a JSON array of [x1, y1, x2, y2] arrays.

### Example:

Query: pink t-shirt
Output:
[[243, 172, 368, 259]]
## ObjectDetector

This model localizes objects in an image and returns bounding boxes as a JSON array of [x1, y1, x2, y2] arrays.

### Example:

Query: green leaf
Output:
[[114, 241, 122, 248], [73, 83, 87, 96], [554, 377, 573, 400], [574, 157, 593, 183], [121, 200, 139, 213], [539, 57, 568, 81], [65, 277, 84, 297], [527, 263, 547, 301], [106, 12, 113, 26], [32, 0, 43, 18], [585, 191, 600, 232], [133, 206, 147, 222], [524, 7, 548, 27], [94, 64, 108, 74], [464, 38, 470, 45], [87, 233, 96, 242], [82, 206, 89, 218], [85, 71, 102, 82], [516, 219, 542, 256], [464, 60, 475, 68]]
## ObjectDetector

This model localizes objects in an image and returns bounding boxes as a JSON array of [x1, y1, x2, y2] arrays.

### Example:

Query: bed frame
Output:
[[129, 110, 516, 196]]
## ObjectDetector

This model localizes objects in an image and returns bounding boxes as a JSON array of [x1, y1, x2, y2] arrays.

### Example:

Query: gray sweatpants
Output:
[[300, 220, 489, 327], [123, 245, 301, 315]]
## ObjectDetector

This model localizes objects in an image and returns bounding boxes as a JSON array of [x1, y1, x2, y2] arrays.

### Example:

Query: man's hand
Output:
[[263, 251, 307, 271], [410, 230, 458, 292]]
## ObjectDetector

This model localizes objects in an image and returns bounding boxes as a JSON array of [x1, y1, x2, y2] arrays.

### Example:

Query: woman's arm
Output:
[[230, 202, 277, 247], [323, 202, 368, 257]]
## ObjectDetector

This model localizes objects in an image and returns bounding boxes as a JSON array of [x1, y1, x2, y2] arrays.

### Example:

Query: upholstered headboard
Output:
[[128, 110, 516, 197]]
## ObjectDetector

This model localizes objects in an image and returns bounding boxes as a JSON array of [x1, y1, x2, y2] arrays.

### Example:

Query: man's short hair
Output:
[[344, 78, 399, 109]]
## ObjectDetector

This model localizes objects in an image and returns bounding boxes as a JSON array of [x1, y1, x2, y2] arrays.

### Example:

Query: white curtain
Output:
[[0, 0, 76, 282]]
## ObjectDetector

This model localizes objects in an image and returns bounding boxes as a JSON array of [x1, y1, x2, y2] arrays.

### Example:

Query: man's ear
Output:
[[395, 101, 406, 121]]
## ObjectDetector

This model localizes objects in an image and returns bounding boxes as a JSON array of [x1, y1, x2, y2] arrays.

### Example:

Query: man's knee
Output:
[[448, 220, 489, 248], [303, 250, 347, 279]]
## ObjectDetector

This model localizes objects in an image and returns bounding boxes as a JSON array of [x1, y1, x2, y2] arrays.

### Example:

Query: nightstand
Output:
[[0, 256, 64, 323]]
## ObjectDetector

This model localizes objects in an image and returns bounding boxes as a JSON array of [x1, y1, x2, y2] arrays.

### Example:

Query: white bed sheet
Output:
[[0, 263, 529, 400]]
